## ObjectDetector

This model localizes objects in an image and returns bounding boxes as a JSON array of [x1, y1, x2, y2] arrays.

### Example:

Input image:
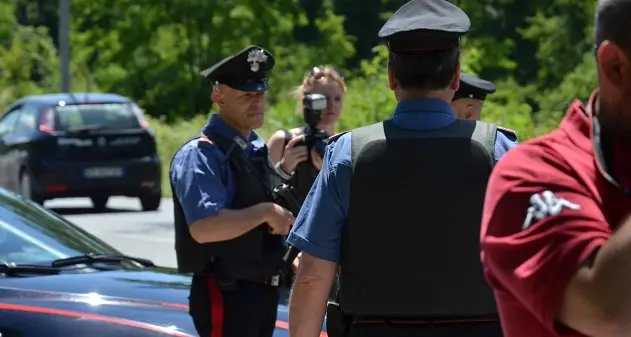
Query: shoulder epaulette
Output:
[[497, 125, 516, 133], [497, 125, 518, 140], [328, 131, 349, 142]]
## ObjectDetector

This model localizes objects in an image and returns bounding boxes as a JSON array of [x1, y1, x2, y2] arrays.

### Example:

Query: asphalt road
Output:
[[45, 197, 178, 268]]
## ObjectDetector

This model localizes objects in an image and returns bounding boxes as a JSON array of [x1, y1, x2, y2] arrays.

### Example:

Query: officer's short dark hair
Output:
[[387, 47, 460, 91], [595, 0, 631, 55]]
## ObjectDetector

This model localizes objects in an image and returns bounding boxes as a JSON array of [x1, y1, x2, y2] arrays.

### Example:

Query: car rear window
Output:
[[55, 103, 140, 131]]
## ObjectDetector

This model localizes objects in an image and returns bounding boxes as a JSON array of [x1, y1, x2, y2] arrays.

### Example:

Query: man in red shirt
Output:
[[480, 1, 631, 336]]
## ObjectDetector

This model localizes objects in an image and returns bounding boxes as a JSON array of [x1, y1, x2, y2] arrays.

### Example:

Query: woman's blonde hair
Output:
[[293, 66, 347, 103]]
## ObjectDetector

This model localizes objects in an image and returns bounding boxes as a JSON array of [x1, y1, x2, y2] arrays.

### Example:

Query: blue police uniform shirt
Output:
[[286, 98, 519, 263], [170, 114, 267, 225]]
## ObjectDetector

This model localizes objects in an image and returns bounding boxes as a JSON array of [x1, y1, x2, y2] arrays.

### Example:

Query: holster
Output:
[[213, 273, 238, 291], [326, 301, 352, 337]]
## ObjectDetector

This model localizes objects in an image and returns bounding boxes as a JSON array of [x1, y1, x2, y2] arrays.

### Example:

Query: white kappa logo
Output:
[[522, 190, 581, 230]]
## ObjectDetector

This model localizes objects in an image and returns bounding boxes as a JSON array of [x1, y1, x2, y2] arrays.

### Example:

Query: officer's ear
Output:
[[464, 104, 475, 120], [387, 64, 398, 91], [597, 40, 629, 104], [211, 85, 226, 108], [450, 64, 461, 91]]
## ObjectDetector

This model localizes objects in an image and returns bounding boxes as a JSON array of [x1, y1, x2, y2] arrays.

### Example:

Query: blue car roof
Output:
[[18, 92, 131, 106]]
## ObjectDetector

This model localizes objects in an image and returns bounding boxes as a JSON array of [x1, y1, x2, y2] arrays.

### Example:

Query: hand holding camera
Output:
[[280, 135, 309, 174]]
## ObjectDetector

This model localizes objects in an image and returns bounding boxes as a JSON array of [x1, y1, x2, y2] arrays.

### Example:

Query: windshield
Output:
[[55, 103, 140, 131], [0, 189, 119, 265]]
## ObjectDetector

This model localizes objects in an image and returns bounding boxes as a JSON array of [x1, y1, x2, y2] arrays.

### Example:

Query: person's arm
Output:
[[267, 130, 288, 165], [268, 130, 308, 179], [480, 148, 616, 337], [558, 215, 631, 336], [291, 253, 338, 337], [189, 204, 273, 243], [287, 133, 351, 337], [171, 141, 272, 244]]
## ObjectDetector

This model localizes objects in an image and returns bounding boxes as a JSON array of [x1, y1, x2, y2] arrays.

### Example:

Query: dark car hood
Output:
[[0, 268, 298, 336], [0, 268, 197, 336], [0, 267, 192, 304]]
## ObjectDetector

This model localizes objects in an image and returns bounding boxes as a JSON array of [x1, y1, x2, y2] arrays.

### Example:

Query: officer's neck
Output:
[[218, 113, 252, 139], [234, 127, 253, 139], [397, 88, 452, 103]]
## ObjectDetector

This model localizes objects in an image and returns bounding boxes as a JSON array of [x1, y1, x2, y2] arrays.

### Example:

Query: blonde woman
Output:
[[268, 66, 347, 203]]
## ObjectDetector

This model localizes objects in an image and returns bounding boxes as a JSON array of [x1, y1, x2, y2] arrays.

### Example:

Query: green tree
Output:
[[69, 0, 354, 121]]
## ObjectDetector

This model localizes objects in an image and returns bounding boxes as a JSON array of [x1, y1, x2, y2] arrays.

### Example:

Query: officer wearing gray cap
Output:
[[452, 72, 518, 140], [287, 1, 510, 336], [170, 45, 294, 337]]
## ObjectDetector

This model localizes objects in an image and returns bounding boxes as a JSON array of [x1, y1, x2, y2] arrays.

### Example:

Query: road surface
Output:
[[45, 197, 178, 268]]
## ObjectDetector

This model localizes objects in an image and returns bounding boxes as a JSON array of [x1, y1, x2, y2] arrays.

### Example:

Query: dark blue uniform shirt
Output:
[[286, 98, 519, 263], [170, 114, 267, 225]]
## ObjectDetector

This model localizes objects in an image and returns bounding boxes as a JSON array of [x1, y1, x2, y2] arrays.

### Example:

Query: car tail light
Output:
[[46, 185, 67, 192], [39, 108, 55, 133], [131, 103, 150, 130]]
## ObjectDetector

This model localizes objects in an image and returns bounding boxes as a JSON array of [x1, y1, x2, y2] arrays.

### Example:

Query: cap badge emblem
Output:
[[247, 49, 267, 72]]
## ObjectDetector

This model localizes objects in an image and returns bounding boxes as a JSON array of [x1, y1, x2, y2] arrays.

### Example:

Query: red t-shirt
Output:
[[480, 90, 631, 337]]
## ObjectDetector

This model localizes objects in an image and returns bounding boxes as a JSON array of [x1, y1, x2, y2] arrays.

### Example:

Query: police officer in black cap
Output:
[[452, 72, 519, 141], [170, 45, 294, 337], [451, 72, 495, 120], [287, 1, 511, 336]]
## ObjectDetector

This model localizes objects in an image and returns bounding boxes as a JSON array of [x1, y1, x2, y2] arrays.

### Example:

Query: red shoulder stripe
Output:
[[198, 135, 213, 144]]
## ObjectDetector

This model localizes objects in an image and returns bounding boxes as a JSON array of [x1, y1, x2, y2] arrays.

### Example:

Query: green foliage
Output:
[[535, 52, 597, 131], [0, 25, 59, 107], [146, 114, 208, 192]]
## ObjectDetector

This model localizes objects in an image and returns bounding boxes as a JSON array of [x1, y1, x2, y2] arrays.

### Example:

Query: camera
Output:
[[300, 93, 329, 157]]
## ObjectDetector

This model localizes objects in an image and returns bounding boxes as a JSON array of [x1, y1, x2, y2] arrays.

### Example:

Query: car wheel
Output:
[[140, 194, 161, 211], [20, 171, 44, 205], [90, 196, 109, 210]]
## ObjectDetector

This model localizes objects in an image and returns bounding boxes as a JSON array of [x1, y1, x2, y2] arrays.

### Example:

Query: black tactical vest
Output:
[[171, 131, 286, 279], [339, 119, 498, 318]]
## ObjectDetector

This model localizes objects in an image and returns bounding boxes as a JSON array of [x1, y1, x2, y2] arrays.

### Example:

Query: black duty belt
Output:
[[244, 274, 280, 287]]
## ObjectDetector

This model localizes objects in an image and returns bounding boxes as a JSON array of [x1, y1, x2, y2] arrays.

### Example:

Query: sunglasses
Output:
[[310, 66, 345, 80]]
